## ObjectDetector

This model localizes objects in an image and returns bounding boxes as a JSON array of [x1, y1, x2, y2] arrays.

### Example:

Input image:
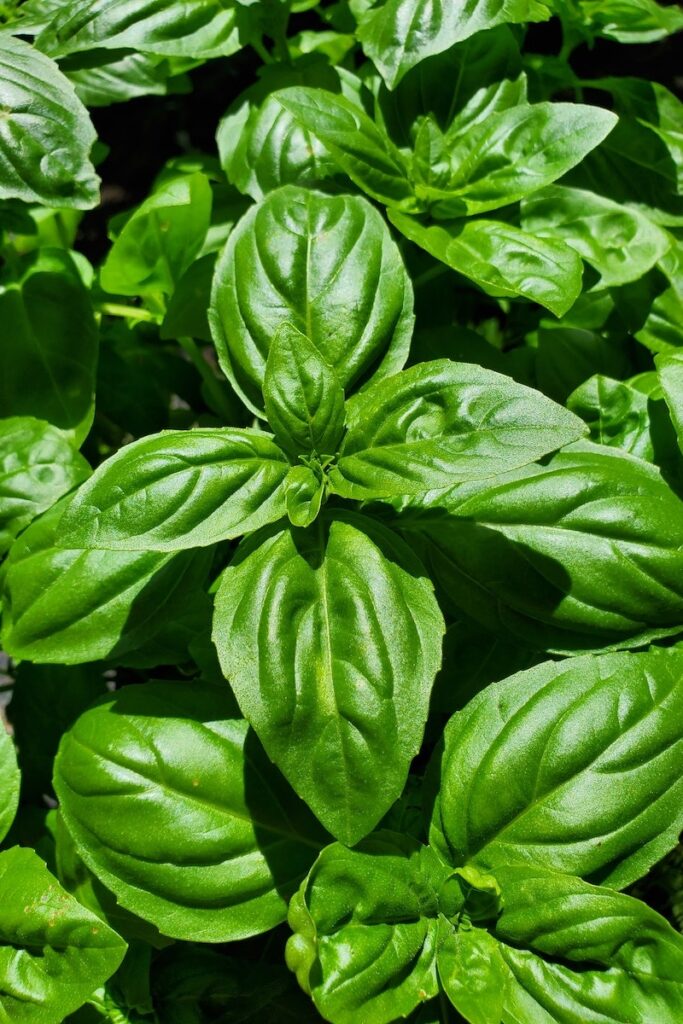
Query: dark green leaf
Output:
[[0, 250, 99, 444]]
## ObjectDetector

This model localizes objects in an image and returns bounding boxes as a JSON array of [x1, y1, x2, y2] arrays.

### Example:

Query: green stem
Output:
[[177, 335, 235, 423], [96, 302, 159, 324], [251, 37, 273, 64]]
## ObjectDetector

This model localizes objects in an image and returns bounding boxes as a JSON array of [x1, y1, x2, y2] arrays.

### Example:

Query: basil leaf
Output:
[[576, 0, 683, 44], [355, 0, 551, 88], [58, 428, 289, 551], [405, 443, 683, 652], [377, 27, 526, 143], [210, 185, 414, 415], [329, 360, 586, 499], [389, 211, 583, 316], [430, 648, 683, 890], [285, 466, 325, 528], [1, 498, 210, 664], [0, 417, 89, 556], [0, 846, 126, 1023], [263, 323, 345, 458], [54, 681, 325, 942], [420, 102, 617, 216], [444, 864, 683, 1024], [521, 185, 670, 287], [0, 36, 98, 208], [65, 50, 192, 108], [0, 723, 19, 843], [100, 172, 212, 306], [273, 88, 416, 207], [36, 0, 242, 59], [656, 352, 683, 454], [441, 865, 683, 1024], [0, 250, 99, 444], [217, 58, 342, 200], [213, 513, 444, 844], [286, 833, 449, 1024]]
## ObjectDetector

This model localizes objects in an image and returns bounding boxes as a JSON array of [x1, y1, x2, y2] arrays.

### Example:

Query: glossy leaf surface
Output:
[[0, 417, 89, 556], [58, 428, 289, 551], [330, 360, 586, 498], [1, 498, 210, 664], [0, 846, 126, 1023], [263, 323, 346, 458], [406, 443, 683, 652], [213, 513, 444, 843], [430, 648, 683, 889], [37, 0, 243, 59], [210, 185, 414, 414], [286, 833, 449, 1024], [0, 35, 98, 208], [390, 211, 583, 316], [54, 681, 326, 942], [356, 0, 551, 88]]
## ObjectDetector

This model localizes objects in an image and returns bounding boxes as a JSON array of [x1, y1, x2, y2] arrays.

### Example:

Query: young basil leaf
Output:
[[418, 102, 617, 216], [0, 417, 90, 556], [567, 373, 658, 460], [389, 211, 583, 316], [217, 57, 342, 200], [36, 0, 243, 60], [404, 442, 683, 652], [285, 465, 325, 528], [355, 0, 551, 88], [54, 681, 326, 942], [0, 723, 19, 843], [0, 36, 99, 208], [286, 833, 450, 1024], [210, 185, 414, 415], [0, 846, 127, 1023], [264, 323, 345, 459], [57, 428, 289, 551], [429, 648, 683, 890], [329, 360, 586, 499], [376, 27, 526, 144], [213, 512, 444, 844], [100, 172, 212, 306], [656, 352, 683, 454], [272, 88, 417, 208], [636, 241, 683, 352], [0, 250, 99, 444], [64, 50, 193, 109], [521, 185, 670, 287], [1, 497, 210, 664]]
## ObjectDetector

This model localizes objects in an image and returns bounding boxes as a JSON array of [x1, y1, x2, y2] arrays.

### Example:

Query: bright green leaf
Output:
[[213, 513, 444, 844], [54, 681, 326, 942]]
